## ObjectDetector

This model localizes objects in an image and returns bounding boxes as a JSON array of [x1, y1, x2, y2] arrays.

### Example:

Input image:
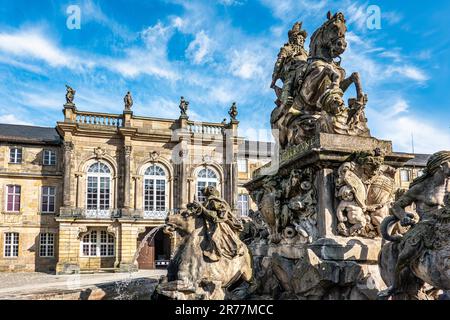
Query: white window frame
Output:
[[80, 230, 115, 257], [400, 169, 411, 182], [237, 193, 249, 217], [85, 161, 112, 217], [143, 164, 168, 219], [9, 147, 22, 164], [5, 185, 21, 212], [237, 158, 248, 173], [41, 186, 56, 213], [43, 149, 57, 166], [196, 167, 219, 202], [4, 232, 19, 258], [39, 233, 55, 257]]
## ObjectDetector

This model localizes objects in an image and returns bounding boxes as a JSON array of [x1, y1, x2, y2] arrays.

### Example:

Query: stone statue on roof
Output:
[[124, 91, 133, 111], [65, 85, 76, 105], [179, 96, 189, 119]]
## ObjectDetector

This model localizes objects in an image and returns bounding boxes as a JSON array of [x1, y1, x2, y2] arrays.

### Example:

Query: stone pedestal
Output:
[[244, 133, 413, 300]]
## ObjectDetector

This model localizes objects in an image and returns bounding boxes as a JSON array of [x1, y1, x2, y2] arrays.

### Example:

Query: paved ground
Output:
[[0, 270, 167, 299]]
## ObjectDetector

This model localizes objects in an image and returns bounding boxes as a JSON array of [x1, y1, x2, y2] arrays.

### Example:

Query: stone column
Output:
[[107, 224, 120, 268], [132, 176, 141, 210], [123, 146, 132, 213], [168, 177, 173, 211], [224, 120, 239, 211], [62, 141, 74, 208], [56, 222, 82, 274], [74, 173, 82, 208], [179, 162, 188, 208], [315, 167, 336, 238], [231, 154, 238, 211], [118, 223, 139, 272]]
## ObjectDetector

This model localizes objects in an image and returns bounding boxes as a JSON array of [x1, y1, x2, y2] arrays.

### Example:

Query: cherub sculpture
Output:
[[65, 85, 76, 105], [179, 96, 189, 118]]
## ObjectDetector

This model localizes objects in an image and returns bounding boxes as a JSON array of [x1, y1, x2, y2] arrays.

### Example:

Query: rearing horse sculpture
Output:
[[271, 12, 370, 149]]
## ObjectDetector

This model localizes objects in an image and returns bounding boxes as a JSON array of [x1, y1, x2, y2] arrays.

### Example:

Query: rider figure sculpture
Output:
[[271, 22, 308, 119], [189, 186, 245, 262]]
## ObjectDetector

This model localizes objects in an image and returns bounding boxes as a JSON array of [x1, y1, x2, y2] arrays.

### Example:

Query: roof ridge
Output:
[[0, 123, 55, 129]]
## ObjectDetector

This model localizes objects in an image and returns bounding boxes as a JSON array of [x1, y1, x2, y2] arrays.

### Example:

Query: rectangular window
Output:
[[4, 232, 19, 257], [100, 230, 114, 257], [9, 147, 22, 164], [43, 150, 56, 166], [86, 176, 98, 210], [237, 194, 249, 217], [41, 186, 56, 213], [99, 177, 110, 210], [81, 230, 114, 257], [144, 179, 166, 212], [6, 185, 21, 212], [39, 233, 54, 257], [400, 169, 411, 182], [237, 159, 248, 173]]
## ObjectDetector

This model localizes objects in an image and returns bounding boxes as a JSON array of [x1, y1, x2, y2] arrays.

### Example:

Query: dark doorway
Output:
[[137, 227, 171, 269], [154, 228, 171, 268]]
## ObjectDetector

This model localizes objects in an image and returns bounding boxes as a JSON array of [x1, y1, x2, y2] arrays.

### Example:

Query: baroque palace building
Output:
[[0, 97, 273, 274], [0, 96, 429, 274]]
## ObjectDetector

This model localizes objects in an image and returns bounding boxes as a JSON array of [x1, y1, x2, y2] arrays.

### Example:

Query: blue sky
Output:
[[0, 0, 449, 153]]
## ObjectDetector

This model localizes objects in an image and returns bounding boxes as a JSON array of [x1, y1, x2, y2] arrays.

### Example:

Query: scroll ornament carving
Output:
[[249, 167, 318, 244]]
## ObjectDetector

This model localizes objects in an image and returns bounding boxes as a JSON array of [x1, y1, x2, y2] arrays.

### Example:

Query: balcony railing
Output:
[[59, 208, 121, 219], [143, 210, 168, 219], [58, 208, 169, 220], [75, 111, 123, 127], [188, 123, 223, 135]]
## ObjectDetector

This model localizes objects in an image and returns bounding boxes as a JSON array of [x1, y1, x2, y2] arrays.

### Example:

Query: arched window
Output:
[[143, 164, 167, 218], [86, 161, 112, 217], [196, 167, 219, 202], [81, 229, 114, 257]]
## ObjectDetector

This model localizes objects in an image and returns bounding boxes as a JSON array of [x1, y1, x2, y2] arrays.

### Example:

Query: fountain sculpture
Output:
[[153, 11, 449, 300]]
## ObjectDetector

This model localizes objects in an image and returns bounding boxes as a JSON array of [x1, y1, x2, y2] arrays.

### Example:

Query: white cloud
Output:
[[367, 99, 450, 154], [171, 16, 186, 29], [81, 0, 133, 40], [0, 23, 178, 80], [218, 0, 243, 5], [228, 49, 265, 80], [385, 65, 429, 82], [104, 22, 179, 80], [342, 32, 429, 88], [136, 96, 203, 121], [208, 85, 236, 104], [260, 0, 328, 21], [19, 91, 62, 110], [389, 99, 409, 117], [344, 2, 368, 31], [383, 11, 403, 25], [0, 29, 73, 68], [0, 113, 33, 125], [0, 55, 44, 74], [186, 31, 214, 64]]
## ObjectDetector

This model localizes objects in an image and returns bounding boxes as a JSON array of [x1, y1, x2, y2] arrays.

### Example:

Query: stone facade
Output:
[[0, 104, 429, 274], [0, 128, 62, 272], [0, 99, 267, 274]]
